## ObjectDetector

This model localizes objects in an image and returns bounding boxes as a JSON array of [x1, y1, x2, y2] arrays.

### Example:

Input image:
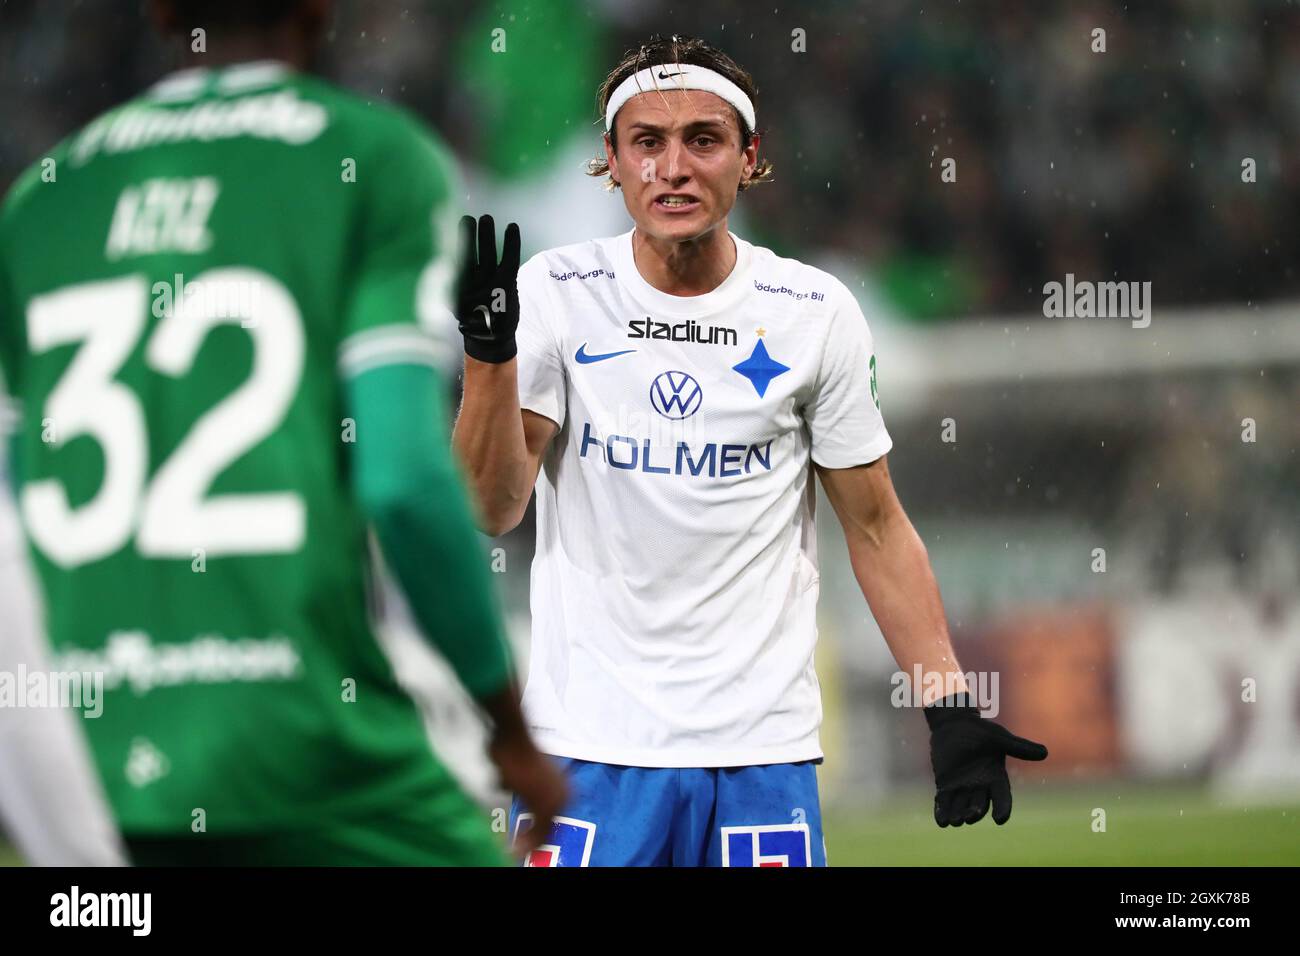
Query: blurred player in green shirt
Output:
[[0, 0, 565, 865]]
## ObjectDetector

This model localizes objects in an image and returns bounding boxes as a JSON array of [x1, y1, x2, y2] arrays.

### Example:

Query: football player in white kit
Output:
[[453, 34, 1047, 866]]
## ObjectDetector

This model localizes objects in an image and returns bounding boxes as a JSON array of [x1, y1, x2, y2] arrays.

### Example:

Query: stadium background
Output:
[[1, 0, 1297, 865]]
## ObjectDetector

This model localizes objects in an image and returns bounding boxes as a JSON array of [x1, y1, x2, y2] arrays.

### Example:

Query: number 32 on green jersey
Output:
[[24, 268, 305, 568]]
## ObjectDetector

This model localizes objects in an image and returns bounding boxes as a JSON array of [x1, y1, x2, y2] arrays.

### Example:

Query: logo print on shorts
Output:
[[720, 824, 812, 867], [513, 814, 597, 867], [649, 370, 703, 420]]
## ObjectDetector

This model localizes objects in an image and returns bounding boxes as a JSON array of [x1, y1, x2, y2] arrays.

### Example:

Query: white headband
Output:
[[604, 63, 756, 134]]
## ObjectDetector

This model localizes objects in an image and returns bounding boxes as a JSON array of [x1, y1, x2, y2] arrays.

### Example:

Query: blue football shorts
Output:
[[510, 757, 827, 867]]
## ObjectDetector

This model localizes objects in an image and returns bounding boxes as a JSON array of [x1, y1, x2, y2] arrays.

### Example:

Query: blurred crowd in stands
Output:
[[3, 0, 1297, 320]]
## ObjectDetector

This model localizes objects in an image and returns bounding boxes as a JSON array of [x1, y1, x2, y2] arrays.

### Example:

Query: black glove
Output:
[[924, 692, 1048, 827], [455, 214, 521, 364]]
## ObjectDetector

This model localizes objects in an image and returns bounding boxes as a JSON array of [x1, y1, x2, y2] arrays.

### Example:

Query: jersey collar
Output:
[[614, 227, 753, 319], [146, 60, 293, 102]]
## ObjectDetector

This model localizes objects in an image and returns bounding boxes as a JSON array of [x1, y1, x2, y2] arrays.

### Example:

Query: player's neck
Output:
[[176, 35, 312, 72], [631, 226, 737, 297]]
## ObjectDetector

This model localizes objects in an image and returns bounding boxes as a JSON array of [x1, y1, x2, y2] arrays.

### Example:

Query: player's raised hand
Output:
[[455, 214, 521, 364], [923, 693, 1048, 828]]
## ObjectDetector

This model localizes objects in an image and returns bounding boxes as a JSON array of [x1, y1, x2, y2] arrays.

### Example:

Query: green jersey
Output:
[[0, 62, 478, 834]]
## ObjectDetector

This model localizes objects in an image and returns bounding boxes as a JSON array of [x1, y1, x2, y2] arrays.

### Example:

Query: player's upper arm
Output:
[[816, 455, 902, 550], [522, 408, 559, 486], [338, 118, 461, 382], [515, 254, 568, 431], [804, 279, 893, 469]]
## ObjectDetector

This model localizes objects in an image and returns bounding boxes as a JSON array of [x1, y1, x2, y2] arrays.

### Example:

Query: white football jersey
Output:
[[515, 227, 892, 767]]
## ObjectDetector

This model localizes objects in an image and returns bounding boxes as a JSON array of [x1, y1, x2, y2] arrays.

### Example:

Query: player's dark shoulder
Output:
[[0, 160, 43, 232], [0, 118, 86, 232]]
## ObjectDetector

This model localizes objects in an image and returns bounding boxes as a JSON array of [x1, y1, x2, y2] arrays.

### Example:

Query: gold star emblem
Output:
[[755, 327, 766, 337]]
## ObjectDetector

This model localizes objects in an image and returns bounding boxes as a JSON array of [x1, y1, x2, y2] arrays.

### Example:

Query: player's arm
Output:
[[453, 356, 556, 536], [809, 283, 1046, 828], [450, 216, 559, 536], [816, 458, 968, 699], [343, 360, 564, 848], [817, 457, 1047, 827], [346, 360, 515, 700], [341, 133, 564, 850], [805, 286, 961, 691]]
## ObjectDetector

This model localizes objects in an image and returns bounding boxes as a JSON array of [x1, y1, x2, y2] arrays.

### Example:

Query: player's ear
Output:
[[603, 132, 619, 186], [742, 133, 761, 181]]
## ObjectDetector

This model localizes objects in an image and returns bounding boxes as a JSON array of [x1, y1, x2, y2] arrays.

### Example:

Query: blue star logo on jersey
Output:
[[732, 338, 790, 397]]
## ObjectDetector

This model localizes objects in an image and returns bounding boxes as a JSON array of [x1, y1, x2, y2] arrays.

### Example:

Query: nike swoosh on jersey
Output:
[[575, 344, 637, 364]]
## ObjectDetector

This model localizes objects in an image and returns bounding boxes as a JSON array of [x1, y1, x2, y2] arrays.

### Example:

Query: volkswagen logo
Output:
[[649, 370, 703, 420]]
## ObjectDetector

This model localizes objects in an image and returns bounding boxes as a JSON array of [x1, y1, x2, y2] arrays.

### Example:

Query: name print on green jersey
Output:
[[105, 176, 219, 260]]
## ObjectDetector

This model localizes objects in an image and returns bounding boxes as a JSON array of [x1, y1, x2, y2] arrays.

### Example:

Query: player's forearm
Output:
[[368, 491, 514, 698], [844, 507, 969, 704], [452, 355, 532, 535], [347, 362, 515, 699]]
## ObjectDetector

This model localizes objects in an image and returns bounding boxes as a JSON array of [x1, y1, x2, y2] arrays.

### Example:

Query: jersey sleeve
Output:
[[345, 361, 514, 700], [0, 205, 26, 473], [515, 254, 567, 429], [338, 121, 462, 380], [805, 281, 893, 469], [0, 194, 24, 402]]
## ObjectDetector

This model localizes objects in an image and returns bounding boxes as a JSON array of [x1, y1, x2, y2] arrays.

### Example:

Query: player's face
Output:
[[607, 90, 759, 244]]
